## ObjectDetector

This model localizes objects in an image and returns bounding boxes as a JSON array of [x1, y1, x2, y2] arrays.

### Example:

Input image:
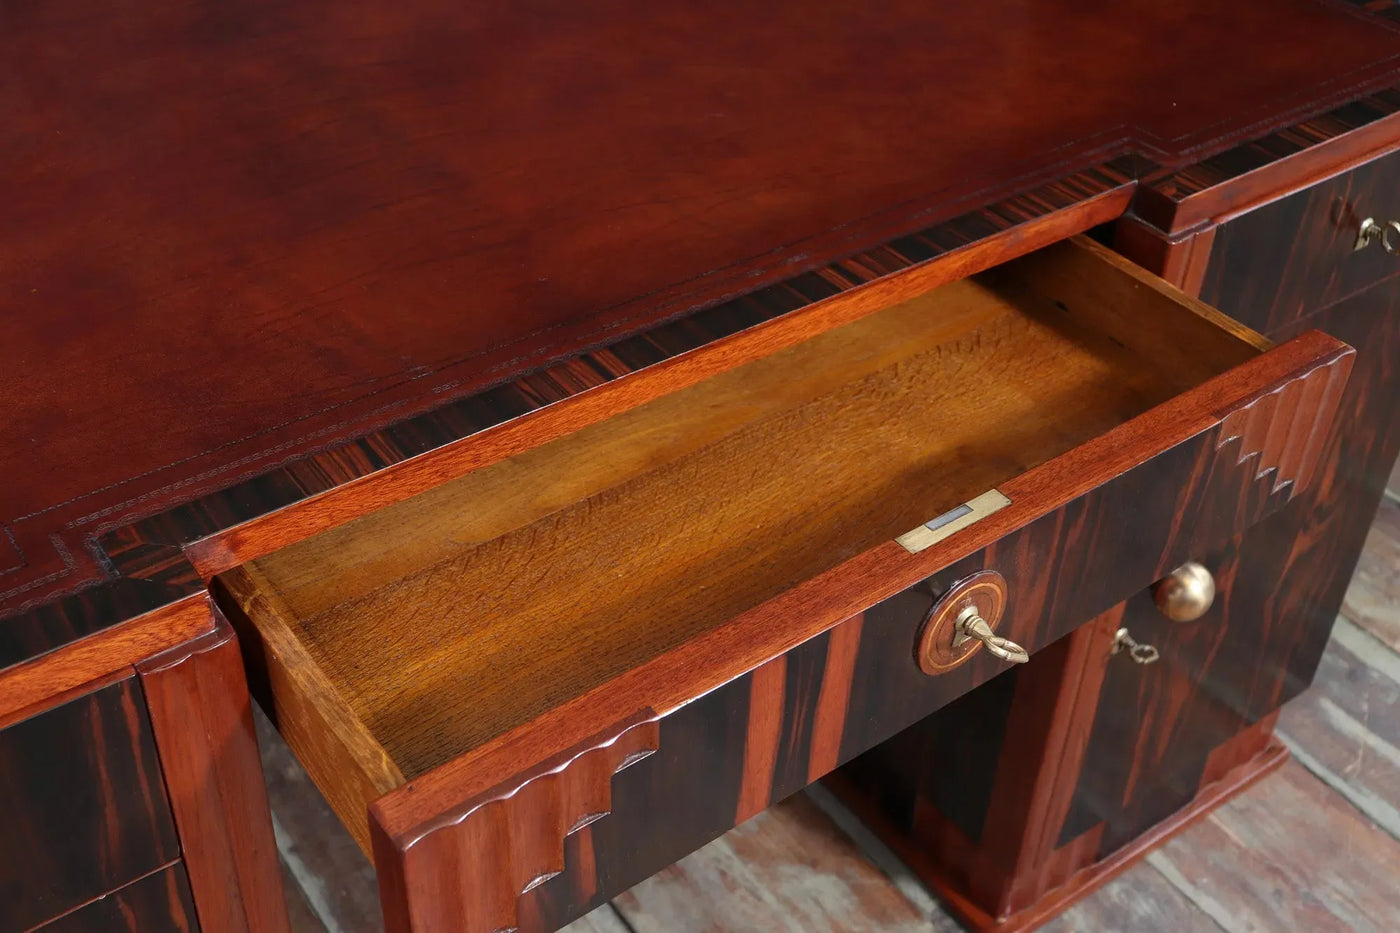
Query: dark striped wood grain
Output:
[[0, 578, 198, 672], [33, 864, 199, 933], [1153, 81, 1400, 200], [1064, 261, 1400, 857], [0, 676, 179, 932], [1197, 146, 1400, 335], [1063, 184, 1400, 850]]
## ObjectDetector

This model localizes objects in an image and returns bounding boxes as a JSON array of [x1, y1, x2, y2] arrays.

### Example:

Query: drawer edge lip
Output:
[[0, 592, 214, 727], [367, 329, 1353, 848], [1136, 85, 1400, 233]]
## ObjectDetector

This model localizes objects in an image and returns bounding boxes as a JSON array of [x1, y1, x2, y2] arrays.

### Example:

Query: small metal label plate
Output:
[[894, 489, 1012, 554]]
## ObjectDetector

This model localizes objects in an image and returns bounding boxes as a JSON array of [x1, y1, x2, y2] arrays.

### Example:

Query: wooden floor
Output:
[[262, 460, 1400, 933]]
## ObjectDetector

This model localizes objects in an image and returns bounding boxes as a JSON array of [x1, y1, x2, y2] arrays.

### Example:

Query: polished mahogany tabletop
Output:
[[2, 0, 1399, 610]]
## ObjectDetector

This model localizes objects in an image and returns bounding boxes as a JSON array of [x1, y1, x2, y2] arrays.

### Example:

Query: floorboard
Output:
[[1145, 760, 1400, 932], [1277, 617, 1400, 838], [1038, 866, 1221, 933], [1342, 497, 1400, 651], [613, 794, 942, 933], [559, 906, 637, 933], [283, 855, 330, 933], [256, 709, 384, 933]]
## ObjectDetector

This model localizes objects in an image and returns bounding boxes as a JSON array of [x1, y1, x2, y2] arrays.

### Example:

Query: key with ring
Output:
[[1112, 627, 1160, 665]]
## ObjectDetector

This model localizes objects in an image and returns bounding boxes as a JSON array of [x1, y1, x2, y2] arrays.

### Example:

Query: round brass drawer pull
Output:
[[953, 607, 1029, 664], [1151, 561, 1215, 622], [1354, 217, 1400, 254]]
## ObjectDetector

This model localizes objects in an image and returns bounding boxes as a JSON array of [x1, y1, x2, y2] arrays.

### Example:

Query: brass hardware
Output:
[[1355, 217, 1379, 251], [1112, 627, 1160, 665], [1354, 217, 1400, 254], [952, 606, 1029, 664], [915, 570, 1014, 674], [896, 489, 1012, 554], [1151, 561, 1215, 622]]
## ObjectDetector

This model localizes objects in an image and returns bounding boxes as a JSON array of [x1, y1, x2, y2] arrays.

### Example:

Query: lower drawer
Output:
[[0, 676, 180, 932], [1199, 145, 1400, 336], [219, 237, 1351, 932]]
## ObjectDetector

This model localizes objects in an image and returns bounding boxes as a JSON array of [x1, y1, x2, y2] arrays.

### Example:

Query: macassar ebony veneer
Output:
[[0, 604, 289, 932], [0, 675, 178, 932], [834, 81, 1400, 931], [30, 865, 201, 933], [219, 236, 1352, 932]]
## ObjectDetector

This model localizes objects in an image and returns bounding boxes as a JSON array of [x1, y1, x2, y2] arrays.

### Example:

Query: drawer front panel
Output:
[[0, 676, 180, 931], [34, 864, 198, 933], [1199, 146, 1400, 336], [384, 362, 1347, 933]]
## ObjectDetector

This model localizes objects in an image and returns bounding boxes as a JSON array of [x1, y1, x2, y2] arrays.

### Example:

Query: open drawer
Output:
[[218, 237, 1351, 933]]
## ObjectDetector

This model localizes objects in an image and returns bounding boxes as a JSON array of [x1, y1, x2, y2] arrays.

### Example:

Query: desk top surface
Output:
[[3, 0, 1400, 613]]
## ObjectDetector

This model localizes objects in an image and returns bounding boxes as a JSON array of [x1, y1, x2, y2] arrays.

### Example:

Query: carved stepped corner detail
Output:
[[378, 714, 661, 933], [1216, 353, 1352, 498]]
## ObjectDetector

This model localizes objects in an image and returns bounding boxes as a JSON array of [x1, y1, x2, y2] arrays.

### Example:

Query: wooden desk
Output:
[[2, 1, 1398, 930]]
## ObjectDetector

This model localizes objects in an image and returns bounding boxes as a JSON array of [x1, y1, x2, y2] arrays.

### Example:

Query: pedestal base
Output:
[[826, 739, 1288, 931]]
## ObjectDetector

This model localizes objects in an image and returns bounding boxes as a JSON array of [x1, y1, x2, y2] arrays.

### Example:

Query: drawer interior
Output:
[[219, 237, 1267, 842]]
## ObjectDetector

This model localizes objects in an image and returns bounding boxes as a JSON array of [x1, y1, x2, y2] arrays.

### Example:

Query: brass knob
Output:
[[952, 606, 1029, 664], [1152, 561, 1215, 622], [1354, 217, 1400, 254]]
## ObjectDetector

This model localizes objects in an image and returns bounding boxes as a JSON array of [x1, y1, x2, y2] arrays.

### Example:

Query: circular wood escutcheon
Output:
[[915, 570, 1009, 675]]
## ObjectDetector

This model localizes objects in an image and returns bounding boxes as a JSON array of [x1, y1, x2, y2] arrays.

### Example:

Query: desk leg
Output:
[[139, 605, 290, 933]]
